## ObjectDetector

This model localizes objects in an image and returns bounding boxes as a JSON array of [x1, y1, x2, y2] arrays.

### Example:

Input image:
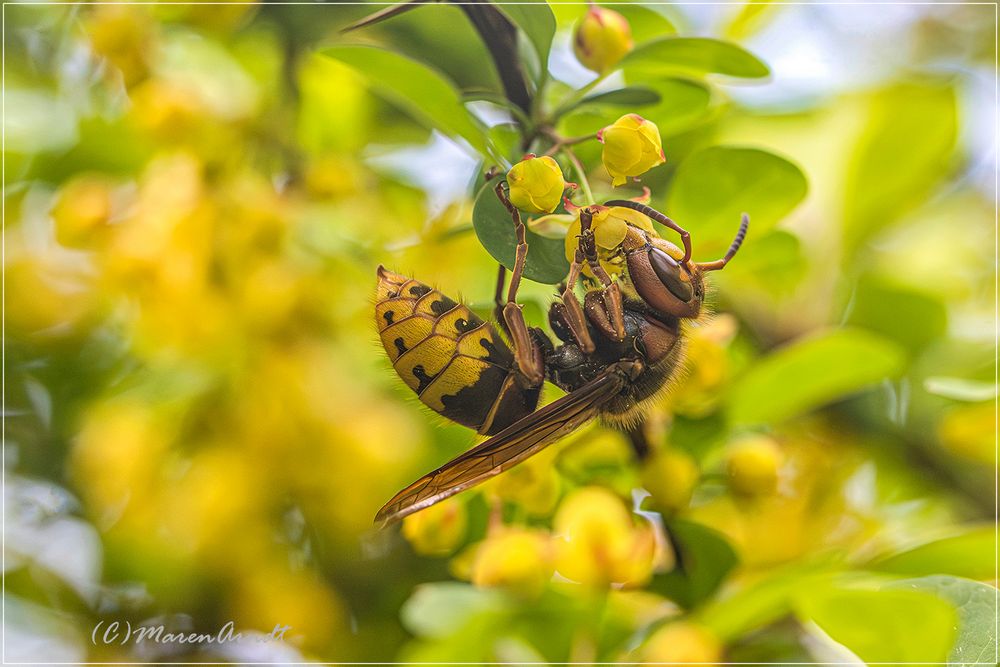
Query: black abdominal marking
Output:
[[412, 365, 435, 393]]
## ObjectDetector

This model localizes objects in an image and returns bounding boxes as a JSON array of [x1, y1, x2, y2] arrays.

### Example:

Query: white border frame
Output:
[[1, 1, 996, 665]]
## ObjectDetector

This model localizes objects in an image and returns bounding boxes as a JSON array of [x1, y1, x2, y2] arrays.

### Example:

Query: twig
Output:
[[562, 146, 595, 205]]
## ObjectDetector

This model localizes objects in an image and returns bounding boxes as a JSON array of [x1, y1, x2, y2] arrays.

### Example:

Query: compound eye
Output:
[[648, 247, 693, 302]]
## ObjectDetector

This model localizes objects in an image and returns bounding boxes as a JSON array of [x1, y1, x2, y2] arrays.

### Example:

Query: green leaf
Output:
[[463, 89, 530, 128], [844, 82, 958, 251], [714, 230, 806, 297], [728, 329, 906, 425], [472, 176, 570, 284], [558, 80, 710, 149], [623, 37, 770, 79], [487, 123, 523, 162], [577, 86, 662, 110], [724, 0, 780, 40], [846, 275, 948, 355], [923, 377, 997, 402], [650, 519, 739, 609], [495, 0, 556, 77], [666, 146, 807, 255], [400, 582, 507, 639], [698, 563, 836, 641], [870, 527, 995, 580], [886, 576, 997, 667], [643, 79, 713, 135], [798, 586, 957, 663], [611, 4, 677, 42], [321, 45, 489, 157]]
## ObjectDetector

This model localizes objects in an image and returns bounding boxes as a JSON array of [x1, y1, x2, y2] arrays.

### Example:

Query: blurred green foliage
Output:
[[3, 1, 995, 664]]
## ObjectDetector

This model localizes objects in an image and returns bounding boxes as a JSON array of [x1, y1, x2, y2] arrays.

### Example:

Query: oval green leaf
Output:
[[622, 37, 770, 79], [728, 329, 906, 425], [472, 177, 570, 284], [649, 519, 739, 609], [798, 586, 957, 663], [558, 80, 710, 153], [844, 82, 958, 251], [612, 4, 677, 41], [870, 526, 995, 581], [321, 45, 489, 157], [666, 145, 808, 256], [713, 230, 806, 297], [846, 275, 948, 355], [887, 576, 997, 667], [643, 78, 712, 135], [401, 582, 507, 639], [575, 86, 662, 111]]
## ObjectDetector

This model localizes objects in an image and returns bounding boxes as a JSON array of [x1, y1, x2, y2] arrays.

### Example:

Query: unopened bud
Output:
[[726, 435, 783, 497], [599, 114, 665, 187], [573, 6, 633, 74], [507, 155, 566, 214]]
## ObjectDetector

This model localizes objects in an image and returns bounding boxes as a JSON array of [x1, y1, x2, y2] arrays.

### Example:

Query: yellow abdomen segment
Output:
[[375, 266, 539, 435]]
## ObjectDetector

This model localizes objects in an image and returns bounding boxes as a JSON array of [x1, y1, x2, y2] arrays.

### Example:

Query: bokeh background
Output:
[[3, 1, 996, 664]]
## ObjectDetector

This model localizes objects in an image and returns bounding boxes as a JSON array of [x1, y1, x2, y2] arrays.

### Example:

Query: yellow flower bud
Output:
[[638, 622, 722, 664], [401, 497, 467, 556], [725, 435, 783, 497], [641, 448, 699, 514], [573, 6, 633, 74], [600, 114, 666, 187], [554, 486, 655, 588], [470, 528, 554, 598], [506, 155, 566, 214]]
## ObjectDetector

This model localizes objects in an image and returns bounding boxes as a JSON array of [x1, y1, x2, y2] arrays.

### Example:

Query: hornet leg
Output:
[[493, 263, 510, 337], [625, 420, 651, 462], [551, 241, 596, 353], [495, 182, 545, 387], [579, 208, 626, 342]]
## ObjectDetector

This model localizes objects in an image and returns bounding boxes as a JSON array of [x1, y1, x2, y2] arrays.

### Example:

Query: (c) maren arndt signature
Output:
[[91, 620, 292, 647]]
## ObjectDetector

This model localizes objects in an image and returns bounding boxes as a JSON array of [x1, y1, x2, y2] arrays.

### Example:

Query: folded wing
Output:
[[375, 366, 628, 525]]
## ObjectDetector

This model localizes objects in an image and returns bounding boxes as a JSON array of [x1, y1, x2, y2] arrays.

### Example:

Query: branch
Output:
[[455, 0, 533, 115]]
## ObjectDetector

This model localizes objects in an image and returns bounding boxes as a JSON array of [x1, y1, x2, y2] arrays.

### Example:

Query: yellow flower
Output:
[[564, 205, 655, 277], [401, 498, 468, 556], [726, 435, 783, 497], [637, 622, 722, 664], [641, 448, 700, 514], [600, 114, 665, 187], [937, 402, 994, 465], [85, 5, 155, 86], [494, 452, 561, 517], [507, 155, 566, 214], [470, 528, 554, 598], [554, 486, 656, 588], [573, 6, 634, 74], [52, 175, 116, 248]]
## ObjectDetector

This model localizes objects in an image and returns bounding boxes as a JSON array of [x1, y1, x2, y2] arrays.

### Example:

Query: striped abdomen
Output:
[[375, 266, 540, 436]]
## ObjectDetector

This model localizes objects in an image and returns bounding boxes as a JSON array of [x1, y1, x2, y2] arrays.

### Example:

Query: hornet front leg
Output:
[[578, 208, 626, 342], [495, 182, 545, 387]]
